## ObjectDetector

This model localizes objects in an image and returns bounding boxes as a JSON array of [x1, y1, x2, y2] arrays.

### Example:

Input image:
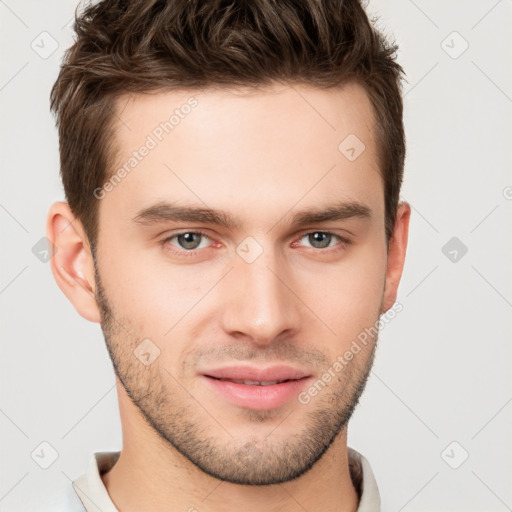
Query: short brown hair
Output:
[[50, 0, 406, 248]]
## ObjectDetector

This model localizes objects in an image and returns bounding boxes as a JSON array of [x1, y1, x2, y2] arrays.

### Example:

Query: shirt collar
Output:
[[72, 451, 120, 512], [73, 447, 380, 511], [348, 446, 381, 511]]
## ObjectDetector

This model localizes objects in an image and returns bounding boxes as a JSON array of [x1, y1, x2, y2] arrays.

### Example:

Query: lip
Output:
[[200, 365, 313, 410]]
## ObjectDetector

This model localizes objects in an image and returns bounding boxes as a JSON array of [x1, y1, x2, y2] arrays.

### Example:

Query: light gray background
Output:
[[1, 1, 511, 510]]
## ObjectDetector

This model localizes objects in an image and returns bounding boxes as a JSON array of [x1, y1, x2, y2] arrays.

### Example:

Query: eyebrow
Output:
[[131, 200, 372, 229]]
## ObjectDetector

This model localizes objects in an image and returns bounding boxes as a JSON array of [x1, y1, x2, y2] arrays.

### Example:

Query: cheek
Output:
[[300, 242, 387, 344], [99, 245, 220, 340]]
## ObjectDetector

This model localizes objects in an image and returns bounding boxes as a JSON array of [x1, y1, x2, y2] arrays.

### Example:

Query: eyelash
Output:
[[160, 230, 351, 257]]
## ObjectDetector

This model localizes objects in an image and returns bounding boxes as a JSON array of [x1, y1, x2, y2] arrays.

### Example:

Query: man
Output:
[[45, 0, 410, 510]]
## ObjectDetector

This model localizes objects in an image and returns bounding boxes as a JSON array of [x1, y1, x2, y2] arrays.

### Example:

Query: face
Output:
[[87, 83, 396, 484]]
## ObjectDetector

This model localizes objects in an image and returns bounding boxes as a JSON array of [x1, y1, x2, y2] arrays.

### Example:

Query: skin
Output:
[[47, 82, 410, 512]]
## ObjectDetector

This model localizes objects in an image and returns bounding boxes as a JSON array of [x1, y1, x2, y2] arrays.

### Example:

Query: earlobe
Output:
[[46, 201, 102, 323], [381, 201, 411, 314]]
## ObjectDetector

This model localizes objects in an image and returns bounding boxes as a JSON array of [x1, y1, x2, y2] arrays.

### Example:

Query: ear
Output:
[[46, 201, 101, 323], [381, 201, 411, 314]]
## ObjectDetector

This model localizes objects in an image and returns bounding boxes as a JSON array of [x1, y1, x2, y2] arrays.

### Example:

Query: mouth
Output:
[[199, 365, 313, 410], [206, 376, 297, 386]]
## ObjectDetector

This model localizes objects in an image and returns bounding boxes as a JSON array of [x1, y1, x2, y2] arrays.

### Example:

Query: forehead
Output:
[[113, 82, 378, 148], [102, 82, 383, 230]]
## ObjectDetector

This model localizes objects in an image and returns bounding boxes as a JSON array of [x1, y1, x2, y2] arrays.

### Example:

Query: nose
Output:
[[220, 247, 302, 346]]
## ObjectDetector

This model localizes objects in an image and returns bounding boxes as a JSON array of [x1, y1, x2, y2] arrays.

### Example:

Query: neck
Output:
[[102, 386, 359, 512]]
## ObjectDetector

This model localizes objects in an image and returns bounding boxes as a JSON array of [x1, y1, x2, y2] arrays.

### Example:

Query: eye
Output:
[[295, 231, 350, 250], [160, 229, 350, 258], [162, 231, 213, 252]]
